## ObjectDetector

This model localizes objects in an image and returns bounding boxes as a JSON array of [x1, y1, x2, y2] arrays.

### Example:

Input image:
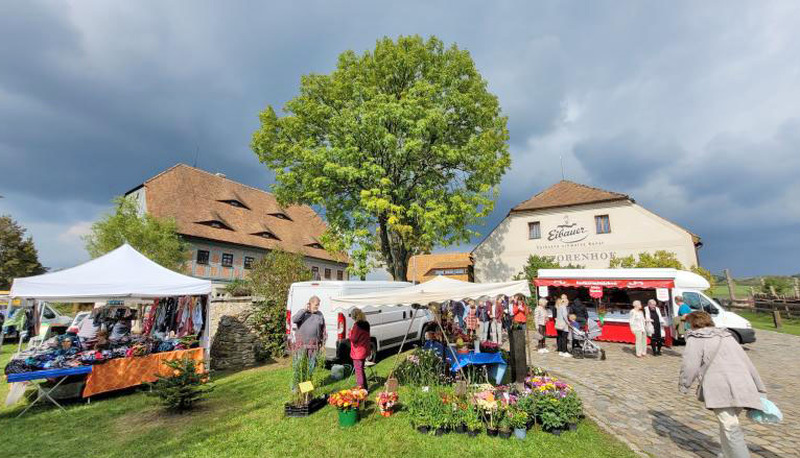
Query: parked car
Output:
[[2, 303, 74, 340], [286, 281, 435, 363]]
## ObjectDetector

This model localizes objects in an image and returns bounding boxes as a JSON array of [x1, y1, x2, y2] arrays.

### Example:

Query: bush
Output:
[[394, 348, 449, 386], [224, 279, 252, 297], [247, 250, 312, 358], [147, 357, 213, 411]]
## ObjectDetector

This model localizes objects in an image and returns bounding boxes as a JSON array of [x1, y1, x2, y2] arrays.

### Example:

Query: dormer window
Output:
[[252, 231, 280, 241], [269, 212, 292, 221], [197, 220, 233, 230], [219, 199, 249, 209], [306, 242, 324, 250]]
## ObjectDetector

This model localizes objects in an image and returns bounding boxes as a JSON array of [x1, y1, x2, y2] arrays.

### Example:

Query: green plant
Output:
[[513, 254, 582, 295], [406, 389, 439, 428], [147, 357, 213, 411], [497, 404, 511, 432], [762, 277, 792, 296], [394, 348, 448, 386], [289, 348, 326, 404], [506, 405, 528, 429], [464, 404, 483, 432], [537, 396, 566, 431], [561, 391, 583, 424], [516, 395, 536, 423], [224, 279, 252, 297]]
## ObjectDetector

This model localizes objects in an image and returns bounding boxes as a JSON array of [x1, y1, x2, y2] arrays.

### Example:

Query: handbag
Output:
[[747, 397, 783, 424], [696, 336, 722, 401]]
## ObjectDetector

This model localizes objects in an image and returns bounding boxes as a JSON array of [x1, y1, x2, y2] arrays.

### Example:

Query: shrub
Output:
[[147, 357, 213, 411]]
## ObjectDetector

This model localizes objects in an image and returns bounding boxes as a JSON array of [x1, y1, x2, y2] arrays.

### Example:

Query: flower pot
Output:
[[567, 422, 578, 431], [457, 347, 470, 355], [379, 409, 393, 417], [486, 428, 499, 437], [513, 428, 527, 440], [499, 429, 512, 439], [337, 409, 358, 427], [544, 427, 563, 436], [467, 430, 479, 438], [455, 424, 467, 434], [416, 425, 430, 434]]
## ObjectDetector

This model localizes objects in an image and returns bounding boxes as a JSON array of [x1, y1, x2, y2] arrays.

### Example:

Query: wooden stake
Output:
[[773, 310, 782, 329], [724, 269, 737, 301]]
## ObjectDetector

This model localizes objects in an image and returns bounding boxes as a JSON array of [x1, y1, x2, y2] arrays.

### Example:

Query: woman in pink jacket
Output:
[[349, 308, 371, 389]]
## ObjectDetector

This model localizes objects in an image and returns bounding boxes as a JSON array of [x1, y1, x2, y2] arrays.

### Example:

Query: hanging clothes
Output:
[[176, 296, 193, 337], [142, 299, 158, 335], [192, 296, 204, 334]]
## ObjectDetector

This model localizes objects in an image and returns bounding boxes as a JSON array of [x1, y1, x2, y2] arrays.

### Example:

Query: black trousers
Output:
[[650, 332, 663, 354], [556, 330, 568, 353]]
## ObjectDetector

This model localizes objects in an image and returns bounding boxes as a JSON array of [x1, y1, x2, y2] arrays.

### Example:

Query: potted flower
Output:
[[516, 395, 537, 430], [328, 388, 368, 427], [453, 404, 468, 434], [407, 390, 433, 433], [497, 405, 512, 439], [507, 406, 529, 440], [455, 337, 470, 355], [562, 391, 583, 431], [376, 391, 398, 417], [464, 405, 483, 437], [479, 340, 499, 353], [474, 390, 499, 436]]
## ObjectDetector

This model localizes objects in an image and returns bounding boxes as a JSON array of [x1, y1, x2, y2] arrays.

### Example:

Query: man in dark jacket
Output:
[[570, 298, 589, 328]]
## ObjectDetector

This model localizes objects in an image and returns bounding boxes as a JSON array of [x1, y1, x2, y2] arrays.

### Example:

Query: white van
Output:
[[286, 281, 435, 362], [536, 268, 755, 344]]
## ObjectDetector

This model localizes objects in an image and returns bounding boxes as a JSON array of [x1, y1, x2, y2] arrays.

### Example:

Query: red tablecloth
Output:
[[83, 348, 204, 397]]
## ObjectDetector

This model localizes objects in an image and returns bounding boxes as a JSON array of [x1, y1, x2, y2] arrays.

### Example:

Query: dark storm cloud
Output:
[[1, 0, 799, 276]]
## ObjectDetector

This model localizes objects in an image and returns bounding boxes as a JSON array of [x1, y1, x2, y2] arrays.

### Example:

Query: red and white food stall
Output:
[[534, 268, 689, 347]]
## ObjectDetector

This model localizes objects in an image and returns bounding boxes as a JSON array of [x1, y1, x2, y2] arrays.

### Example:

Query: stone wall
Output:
[[208, 296, 263, 371]]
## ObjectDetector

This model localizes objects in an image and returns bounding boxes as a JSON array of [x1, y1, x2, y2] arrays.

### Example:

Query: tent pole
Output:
[[387, 305, 420, 380]]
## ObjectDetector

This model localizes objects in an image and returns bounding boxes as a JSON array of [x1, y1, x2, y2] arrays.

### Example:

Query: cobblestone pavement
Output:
[[530, 329, 799, 458]]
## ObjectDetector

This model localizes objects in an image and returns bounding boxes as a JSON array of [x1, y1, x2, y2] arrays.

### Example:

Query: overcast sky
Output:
[[2, 1, 799, 277]]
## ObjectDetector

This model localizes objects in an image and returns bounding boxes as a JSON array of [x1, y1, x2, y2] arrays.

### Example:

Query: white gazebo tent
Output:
[[330, 276, 530, 309], [330, 276, 531, 380], [6, 244, 212, 355]]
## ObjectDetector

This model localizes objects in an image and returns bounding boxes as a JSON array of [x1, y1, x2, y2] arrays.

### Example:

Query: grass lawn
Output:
[[736, 310, 800, 336], [0, 347, 637, 458], [709, 284, 753, 300]]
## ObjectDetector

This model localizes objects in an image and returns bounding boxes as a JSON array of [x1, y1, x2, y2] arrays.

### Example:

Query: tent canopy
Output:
[[10, 244, 211, 300], [330, 276, 530, 309]]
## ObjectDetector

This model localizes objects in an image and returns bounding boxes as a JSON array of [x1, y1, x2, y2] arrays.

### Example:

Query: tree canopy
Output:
[[84, 197, 189, 272], [252, 35, 510, 281], [0, 215, 46, 289], [514, 254, 583, 295], [610, 250, 715, 290]]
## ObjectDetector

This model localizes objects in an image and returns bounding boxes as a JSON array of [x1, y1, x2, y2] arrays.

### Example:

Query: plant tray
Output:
[[284, 396, 326, 417]]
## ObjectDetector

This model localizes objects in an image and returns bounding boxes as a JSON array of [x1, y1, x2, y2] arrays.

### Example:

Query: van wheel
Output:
[[730, 330, 743, 345], [367, 340, 378, 363]]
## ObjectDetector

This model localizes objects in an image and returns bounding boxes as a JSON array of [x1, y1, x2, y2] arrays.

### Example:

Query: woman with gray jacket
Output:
[[679, 311, 767, 458], [554, 297, 571, 357]]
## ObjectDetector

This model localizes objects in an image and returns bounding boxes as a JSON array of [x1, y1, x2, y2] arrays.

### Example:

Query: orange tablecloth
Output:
[[83, 348, 204, 397]]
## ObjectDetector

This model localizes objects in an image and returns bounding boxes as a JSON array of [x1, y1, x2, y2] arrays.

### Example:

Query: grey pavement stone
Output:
[[531, 329, 799, 458]]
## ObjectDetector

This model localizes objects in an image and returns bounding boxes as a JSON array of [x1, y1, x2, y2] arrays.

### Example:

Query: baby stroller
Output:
[[569, 319, 606, 360]]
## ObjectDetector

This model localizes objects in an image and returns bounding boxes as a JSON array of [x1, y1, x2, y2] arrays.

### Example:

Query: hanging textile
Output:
[[192, 296, 204, 334], [142, 299, 158, 335]]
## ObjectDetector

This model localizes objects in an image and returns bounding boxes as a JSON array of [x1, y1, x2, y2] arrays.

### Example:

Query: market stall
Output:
[[534, 268, 710, 347], [6, 244, 212, 401], [331, 276, 530, 382]]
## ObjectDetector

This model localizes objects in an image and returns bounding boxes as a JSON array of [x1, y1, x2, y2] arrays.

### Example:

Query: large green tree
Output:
[[252, 35, 510, 281], [84, 197, 189, 272], [0, 215, 46, 288]]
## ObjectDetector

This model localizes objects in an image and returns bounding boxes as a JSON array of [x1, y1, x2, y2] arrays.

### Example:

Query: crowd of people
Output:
[[436, 294, 529, 344]]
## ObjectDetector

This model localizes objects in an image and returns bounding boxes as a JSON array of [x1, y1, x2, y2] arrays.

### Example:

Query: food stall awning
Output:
[[330, 276, 530, 309], [534, 278, 675, 288], [10, 243, 211, 300]]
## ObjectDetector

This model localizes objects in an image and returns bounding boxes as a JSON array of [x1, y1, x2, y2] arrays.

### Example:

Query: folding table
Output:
[[6, 366, 93, 417]]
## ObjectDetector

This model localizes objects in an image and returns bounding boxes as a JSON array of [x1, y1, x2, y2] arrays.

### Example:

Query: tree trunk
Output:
[[377, 215, 410, 282]]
